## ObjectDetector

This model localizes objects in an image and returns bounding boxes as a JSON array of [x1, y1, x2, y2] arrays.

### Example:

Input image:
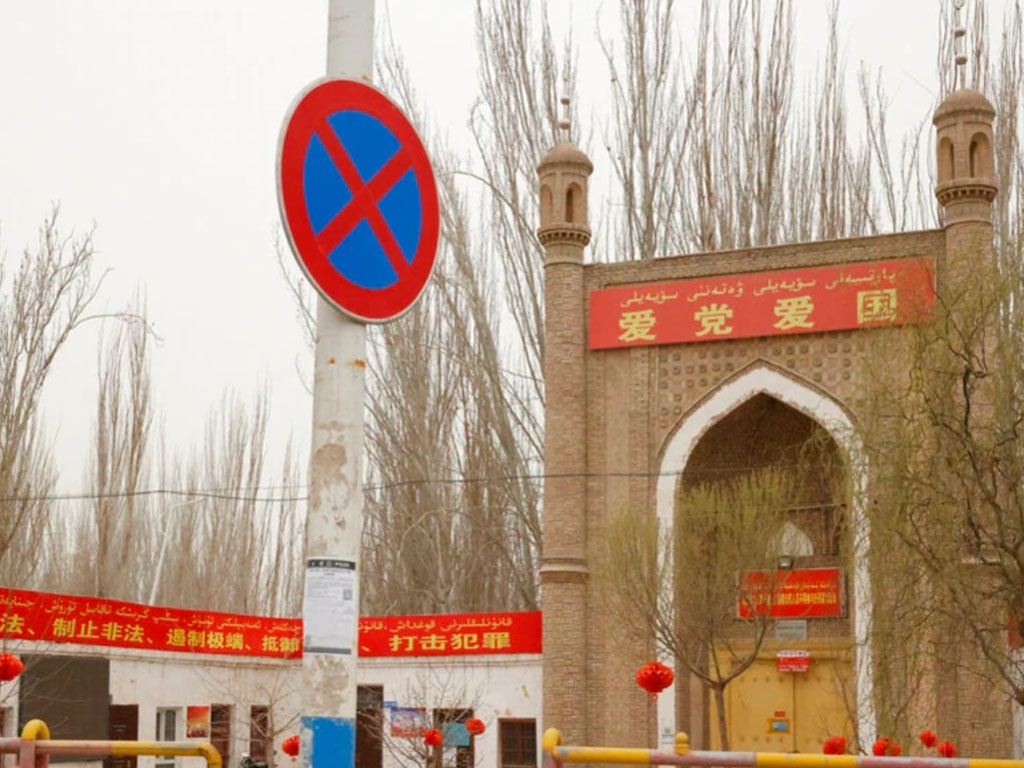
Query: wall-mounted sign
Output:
[[767, 716, 791, 733], [774, 619, 809, 641], [358, 610, 542, 657], [390, 707, 429, 737], [776, 650, 810, 672], [588, 257, 935, 350], [738, 567, 844, 619], [0, 587, 302, 659], [186, 706, 211, 738]]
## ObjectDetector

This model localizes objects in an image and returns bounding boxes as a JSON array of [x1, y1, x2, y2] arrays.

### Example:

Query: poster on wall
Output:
[[186, 706, 211, 738], [303, 558, 357, 654], [390, 707, 429, 737]]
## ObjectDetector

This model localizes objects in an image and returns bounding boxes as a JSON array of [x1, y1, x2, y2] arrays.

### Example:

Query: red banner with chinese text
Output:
[[0, 587, 302, 658], [357, 611, 542, 657], [738, 568, 844, 619], [0, 588, 543, 659], [589, 257, 935, 349]]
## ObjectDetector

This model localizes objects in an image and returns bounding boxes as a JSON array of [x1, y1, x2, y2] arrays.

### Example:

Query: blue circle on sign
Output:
[[301, 110, 423, 290]]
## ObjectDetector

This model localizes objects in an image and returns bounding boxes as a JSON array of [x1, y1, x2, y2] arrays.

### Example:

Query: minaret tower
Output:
[[933, 0, 997, 281], [931, 1, 998, 741], [537, 98, 592, 744]]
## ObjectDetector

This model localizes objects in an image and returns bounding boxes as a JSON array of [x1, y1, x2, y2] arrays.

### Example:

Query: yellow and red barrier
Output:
[[541, 728, 1022, 768], [0, 720, 222, 768]]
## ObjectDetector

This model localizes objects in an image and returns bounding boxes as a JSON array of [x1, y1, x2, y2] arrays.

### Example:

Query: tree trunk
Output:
[[713, 685, 730, 752]]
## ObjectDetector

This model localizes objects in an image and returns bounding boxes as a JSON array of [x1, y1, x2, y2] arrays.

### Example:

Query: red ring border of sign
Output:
[[277, 78, 440, 323]]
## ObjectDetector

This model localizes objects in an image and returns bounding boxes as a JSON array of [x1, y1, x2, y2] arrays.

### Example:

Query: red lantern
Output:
[[937, 741, 958, 758], [0, 653, 24, 682], [465, 719, 485, 737], [919, 731, 938, 749], [424, 729, 443, 747], [821, 736, 847, 755], [281, 735, 300, 761], [872, 739, 890, 756], [635, 661, 674, 700]]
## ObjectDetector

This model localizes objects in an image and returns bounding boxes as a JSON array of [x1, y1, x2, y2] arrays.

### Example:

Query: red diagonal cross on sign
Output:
[[314, 121, 414, 279]]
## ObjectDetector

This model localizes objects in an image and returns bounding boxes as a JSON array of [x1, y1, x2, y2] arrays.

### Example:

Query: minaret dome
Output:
[[933, 88, 998, 224]]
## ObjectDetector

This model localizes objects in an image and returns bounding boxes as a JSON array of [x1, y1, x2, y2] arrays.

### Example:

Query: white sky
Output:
[[0, 1, 1006, 493]]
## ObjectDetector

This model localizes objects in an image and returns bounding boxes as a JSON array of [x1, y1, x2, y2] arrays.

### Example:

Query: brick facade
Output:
[[539, 88, 1014, 755]]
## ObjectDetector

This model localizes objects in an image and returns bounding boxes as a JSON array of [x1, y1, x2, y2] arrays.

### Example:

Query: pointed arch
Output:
[[938, 137, 955, 182], [653, 362, 873, 750], [969, 132, 993, 178]]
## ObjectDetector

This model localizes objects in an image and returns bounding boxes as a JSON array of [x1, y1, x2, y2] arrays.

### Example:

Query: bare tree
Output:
[[858, 249, 1024, 749], [204, 665, 303, 768], [85, 299, 154, 599], [0, 209, 104, 586], [151, 390, 305, 616], [599, 468, 800, 750]]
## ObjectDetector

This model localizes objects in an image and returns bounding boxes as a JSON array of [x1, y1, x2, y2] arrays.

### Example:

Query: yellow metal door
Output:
[[712, 648, 853, 753], [711, 658, 794, 752]]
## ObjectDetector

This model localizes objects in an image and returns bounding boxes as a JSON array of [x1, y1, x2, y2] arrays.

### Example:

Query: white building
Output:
[[0, 589, 541, 768]]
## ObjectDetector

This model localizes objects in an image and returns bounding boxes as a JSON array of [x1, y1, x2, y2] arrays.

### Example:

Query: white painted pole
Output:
[[300, 3, 374, 768]]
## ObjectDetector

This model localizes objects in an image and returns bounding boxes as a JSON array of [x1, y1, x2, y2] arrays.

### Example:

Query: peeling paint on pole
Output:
[[279, 2, 438, 767], [299, 3, 375, 768]]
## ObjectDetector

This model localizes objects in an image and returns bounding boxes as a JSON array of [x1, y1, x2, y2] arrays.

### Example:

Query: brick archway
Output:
[[653, 362, 873, 749]]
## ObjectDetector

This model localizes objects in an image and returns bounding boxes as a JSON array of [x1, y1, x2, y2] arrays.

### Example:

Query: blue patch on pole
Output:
[[301, 715, 356, 768]]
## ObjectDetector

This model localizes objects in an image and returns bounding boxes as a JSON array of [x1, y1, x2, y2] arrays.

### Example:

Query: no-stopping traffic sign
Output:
[[277, 79, 439, 323]]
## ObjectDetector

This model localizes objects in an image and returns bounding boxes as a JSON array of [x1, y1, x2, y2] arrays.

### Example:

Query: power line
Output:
[[0, 464, 843, 504]]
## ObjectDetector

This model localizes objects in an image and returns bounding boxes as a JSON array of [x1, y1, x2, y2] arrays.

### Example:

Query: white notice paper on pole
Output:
[[303, 558, 357, 654]]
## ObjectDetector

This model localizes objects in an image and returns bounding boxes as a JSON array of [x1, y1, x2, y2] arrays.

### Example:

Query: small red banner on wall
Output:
[[588, 257, 935, 350], [776, 650, 810, 672], [0, 588, 542, 659], [738, 568, 844, 619]]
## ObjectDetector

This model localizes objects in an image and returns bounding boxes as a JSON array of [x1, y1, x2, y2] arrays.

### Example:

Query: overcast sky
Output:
[[0, 1, 1005, 494]]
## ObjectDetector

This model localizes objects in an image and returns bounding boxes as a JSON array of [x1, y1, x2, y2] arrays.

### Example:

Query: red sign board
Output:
[[0, 588, 542, 659], [358, 611, 542, 657], [776, 650, 810, 672], [589, 257, 935, 349], [738, 568, 844, 619]]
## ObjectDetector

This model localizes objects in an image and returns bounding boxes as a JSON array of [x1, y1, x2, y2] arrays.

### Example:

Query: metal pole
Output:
[[148, 498, 204, 605], [300, 4, 373, 768]]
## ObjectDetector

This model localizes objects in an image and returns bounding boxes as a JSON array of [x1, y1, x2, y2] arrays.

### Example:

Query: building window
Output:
[[156, 708, 181, 768], [250, 706, 271, 762], [433, 709, 473, 768], [499, 720, 536, 768], [211, 705, 231, 767]]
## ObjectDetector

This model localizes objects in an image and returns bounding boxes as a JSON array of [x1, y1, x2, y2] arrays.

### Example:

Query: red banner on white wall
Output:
[[357, 611, 542, 657], [0, 587, 303, 658], [0, 588, 542, 659]]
